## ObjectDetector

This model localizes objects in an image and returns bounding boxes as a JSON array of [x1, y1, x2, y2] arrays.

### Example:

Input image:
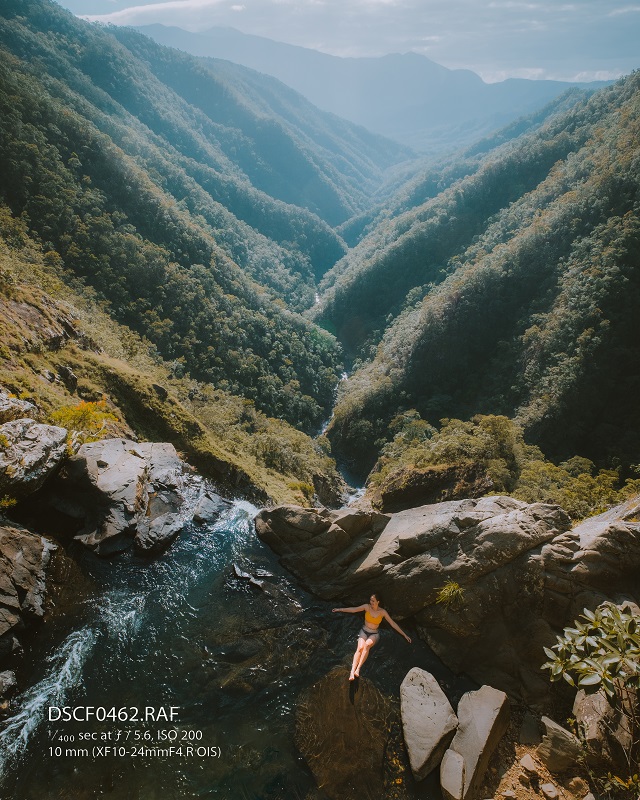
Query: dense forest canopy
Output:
[[323, 73, 640, 474]]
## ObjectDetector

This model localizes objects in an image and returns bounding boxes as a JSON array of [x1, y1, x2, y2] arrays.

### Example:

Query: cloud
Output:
[[72, 0, 639, 79]]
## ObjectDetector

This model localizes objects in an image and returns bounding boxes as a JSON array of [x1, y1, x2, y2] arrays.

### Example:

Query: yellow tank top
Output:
[[364, 609, 383, 626]]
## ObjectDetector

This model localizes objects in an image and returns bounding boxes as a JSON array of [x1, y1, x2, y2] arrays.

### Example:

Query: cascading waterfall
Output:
[[0, 497, 259, 786]]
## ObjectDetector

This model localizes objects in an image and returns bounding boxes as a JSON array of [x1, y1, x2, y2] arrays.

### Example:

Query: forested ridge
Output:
[[325, 72, 640, 474], [0, 0, 411, 432]]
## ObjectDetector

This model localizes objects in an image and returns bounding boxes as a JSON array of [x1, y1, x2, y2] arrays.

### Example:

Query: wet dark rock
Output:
[[0, 669, 16, 698], [0, 523, 56, 662], [0, 418, 67, 499], [295, 666, 401, 800], [193, 490, 229, 525]]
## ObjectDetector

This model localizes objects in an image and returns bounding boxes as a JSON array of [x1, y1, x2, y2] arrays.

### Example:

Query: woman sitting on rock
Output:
[[333, 592, 411, 680]]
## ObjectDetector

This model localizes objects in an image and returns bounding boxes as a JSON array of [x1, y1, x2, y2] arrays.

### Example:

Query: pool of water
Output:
[[0, 488, 473, 799]]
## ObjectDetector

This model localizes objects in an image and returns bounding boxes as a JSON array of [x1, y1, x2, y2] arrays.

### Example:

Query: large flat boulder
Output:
[[47, 439, 187, 555], [0, 418, 67, 499], [400, 667, 458, 779], [0, 523, 56, 661], [440, 685, 510, 800]]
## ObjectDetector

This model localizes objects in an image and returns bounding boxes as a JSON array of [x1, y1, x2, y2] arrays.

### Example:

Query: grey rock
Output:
[[573, 688, 634, 774], [257, 496, 570, 701], [441, 685, 510, 800], [135, 512, 184, 555], [0, 418, 67, 499], [536, 716, 582, 773], [0, 670, 16, 698], [0, 524, 55, 662], [400, 667, 458, 779], [0, 390, 37, 424], [193, 491, 229, 524], [440, 748, 466, 800], [519, 753, 538, 774], [541, 783, 559, 800], [48, 439, 186, 555]]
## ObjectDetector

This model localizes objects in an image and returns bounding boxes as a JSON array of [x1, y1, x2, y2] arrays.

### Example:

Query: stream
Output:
[[0, 481, 469, 799]]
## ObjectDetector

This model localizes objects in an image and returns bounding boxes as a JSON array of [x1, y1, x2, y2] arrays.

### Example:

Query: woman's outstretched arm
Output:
[[332, 605, 367, 613], [382, 610, 412, 643]]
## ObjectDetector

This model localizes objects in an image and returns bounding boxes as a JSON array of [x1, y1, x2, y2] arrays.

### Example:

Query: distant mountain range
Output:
[[136, 24, 610, 153]]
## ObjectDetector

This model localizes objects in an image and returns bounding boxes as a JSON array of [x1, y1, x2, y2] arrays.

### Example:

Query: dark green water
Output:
[[0, 487, 471, 799]]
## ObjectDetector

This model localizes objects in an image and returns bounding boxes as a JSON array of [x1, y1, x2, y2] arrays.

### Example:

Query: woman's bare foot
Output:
[[354, 669, 360, 678], [349, 670, 355, 681]]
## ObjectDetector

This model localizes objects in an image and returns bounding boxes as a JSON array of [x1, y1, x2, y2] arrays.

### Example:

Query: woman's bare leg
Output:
[[350, 640, 365, 680], [354, 639, 375, 677]]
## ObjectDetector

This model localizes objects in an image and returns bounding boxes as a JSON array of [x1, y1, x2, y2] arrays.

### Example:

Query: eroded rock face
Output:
[[573, 688, 636, 774], [0, 523, 56, 661], [47, 439, 187, 555], [542, 496, 640, 627], [0, 418, 67, 499], [369, 462, 494, 513], [400, 667, 458, 779]]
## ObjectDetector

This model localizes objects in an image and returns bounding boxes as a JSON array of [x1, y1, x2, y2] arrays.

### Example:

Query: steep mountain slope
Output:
[[137, 23, 607, 153], [0, 0, 403, 432], [325, 73, 640, 473], [0, 206, 344, 505]]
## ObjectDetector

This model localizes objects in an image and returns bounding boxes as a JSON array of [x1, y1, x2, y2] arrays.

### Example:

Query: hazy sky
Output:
[[57, 0, 640, 82]]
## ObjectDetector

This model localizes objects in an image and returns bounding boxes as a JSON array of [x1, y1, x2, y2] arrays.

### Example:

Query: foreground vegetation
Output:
[[368, 413, 640, 520]]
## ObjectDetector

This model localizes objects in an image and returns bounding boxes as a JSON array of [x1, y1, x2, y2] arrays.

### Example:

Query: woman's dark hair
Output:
[[370, 591, 383, 605]]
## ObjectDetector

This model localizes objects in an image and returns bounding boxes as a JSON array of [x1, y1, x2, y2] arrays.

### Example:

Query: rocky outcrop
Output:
[[541, 496, 640, 626], [46, 439, 188, 555], [256, 496, 571, 702], [0, 390, 37, 424], [400, 667, 458, 779], [0, 523, 56, 660], [573, 688, 636, 774], [369, 462, 494, 513], [536, 716, 582, 773], [0, 418, 67, 499], [295, 667, 407, 800], [440, 685, 510, 800], [255, 505, 390, 597], [258, 495, 640, 705]]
